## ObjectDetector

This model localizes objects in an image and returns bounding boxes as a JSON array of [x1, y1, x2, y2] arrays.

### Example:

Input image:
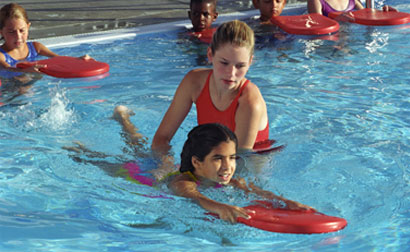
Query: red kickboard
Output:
[[328, 8, 410, 26], [17, 56, 110, 78], [237, 203, 347, 234], [271, 13, 340, 35], [253, 139, 285, 154]]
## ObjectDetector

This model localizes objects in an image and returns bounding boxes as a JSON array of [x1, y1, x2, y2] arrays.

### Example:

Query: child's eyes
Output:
[[192, 12, 211, 18], [220, 62, 246, 69], [7, 29, 26, 34]]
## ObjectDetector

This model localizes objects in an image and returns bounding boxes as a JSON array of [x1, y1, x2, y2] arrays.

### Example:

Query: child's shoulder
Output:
[[240, 79, 265, 104], [183, 68, 212, 84], [187, 68, 212, 76], [169, 171, 197, 188], [243, 79, 261, 93]]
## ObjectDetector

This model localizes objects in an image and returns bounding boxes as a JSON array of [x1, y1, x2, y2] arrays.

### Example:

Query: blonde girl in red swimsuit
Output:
[[151, 20, 269, 154]]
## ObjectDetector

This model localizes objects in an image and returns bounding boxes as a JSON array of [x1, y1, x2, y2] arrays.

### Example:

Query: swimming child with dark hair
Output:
[[0, 3, 90, 72], [66, 111, 313, 223], [152, 20, 270, 154], [170, 123, 313, 223], [252, 0, 287, 24], [187, 0, 219, 43]]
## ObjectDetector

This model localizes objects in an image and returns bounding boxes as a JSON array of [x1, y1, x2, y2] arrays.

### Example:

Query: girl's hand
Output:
[[79, 54, 93, 60], [27, 63, 46, 73], [284, 199, 316, 212], [383, 5, 398, 12], [215, 203, 255, 223], [334, 11, 355, 22]]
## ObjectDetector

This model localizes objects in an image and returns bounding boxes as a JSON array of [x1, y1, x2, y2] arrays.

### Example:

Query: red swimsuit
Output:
[[195, 71, 269, 145]]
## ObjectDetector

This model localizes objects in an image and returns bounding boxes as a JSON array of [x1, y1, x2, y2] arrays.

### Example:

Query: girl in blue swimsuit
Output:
[[0, 3, 59, 72], [0, 3, 90, 72]]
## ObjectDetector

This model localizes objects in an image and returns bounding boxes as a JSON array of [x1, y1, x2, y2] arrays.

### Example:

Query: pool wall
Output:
[[37, 5, 305, 49]]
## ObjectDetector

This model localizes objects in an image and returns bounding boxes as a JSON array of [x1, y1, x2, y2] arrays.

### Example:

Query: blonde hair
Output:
[[0, 3, 29, 29], [210, 20, 254, 56]]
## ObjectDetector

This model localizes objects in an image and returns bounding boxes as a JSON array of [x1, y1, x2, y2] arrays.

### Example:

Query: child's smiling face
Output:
[[192, 140, 237, 185]]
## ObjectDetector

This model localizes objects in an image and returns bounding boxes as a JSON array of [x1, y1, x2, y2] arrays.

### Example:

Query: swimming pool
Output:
[[1, 2, 409, 251]]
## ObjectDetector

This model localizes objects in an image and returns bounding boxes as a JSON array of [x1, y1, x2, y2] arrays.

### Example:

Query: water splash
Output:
[[365, 31, 389, 53], [38, 84, 76, 131]]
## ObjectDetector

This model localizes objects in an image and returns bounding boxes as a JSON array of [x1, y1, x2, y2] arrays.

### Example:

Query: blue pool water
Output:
[[1, 2, 409, 251]]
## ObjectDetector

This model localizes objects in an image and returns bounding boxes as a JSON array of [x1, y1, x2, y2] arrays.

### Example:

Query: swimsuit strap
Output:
[[183, 171, 223, 188], [184, 171, 199, 183]]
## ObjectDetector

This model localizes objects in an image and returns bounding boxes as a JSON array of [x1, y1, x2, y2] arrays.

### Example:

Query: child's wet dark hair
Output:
[[190, 0, 217, 10], [180, 123, 238, 173]]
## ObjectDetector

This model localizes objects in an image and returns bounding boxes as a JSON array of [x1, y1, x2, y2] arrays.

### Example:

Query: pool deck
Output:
[[18, 0, 304, 39]]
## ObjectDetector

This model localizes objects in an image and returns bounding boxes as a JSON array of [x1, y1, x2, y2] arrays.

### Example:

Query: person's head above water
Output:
[[252, 0, 287, 22], [209, 19, 255, 57], [180, 123, 238, 184], [188, 0, 218, 32], [0, 3, 30, 42]]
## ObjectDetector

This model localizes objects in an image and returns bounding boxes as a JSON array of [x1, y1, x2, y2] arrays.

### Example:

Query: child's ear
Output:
[[191, 156, 201, 169], [213, 12, 219, 21], [252, 0, 259, 9], [188, 10, 192, 20], [207, 47, 213, 63]]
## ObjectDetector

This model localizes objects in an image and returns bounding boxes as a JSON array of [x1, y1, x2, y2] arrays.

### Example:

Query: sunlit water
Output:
[[0, 1, 409, 251]]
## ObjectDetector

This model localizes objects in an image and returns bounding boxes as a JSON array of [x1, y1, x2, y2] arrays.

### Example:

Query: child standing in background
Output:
[[307, 0, 397, 17], [252, 0, 287, 24], [188, 0, 219, 43]]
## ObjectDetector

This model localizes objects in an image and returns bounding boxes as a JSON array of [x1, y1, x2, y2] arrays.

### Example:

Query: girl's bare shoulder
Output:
[[185, 68, 212, 81], [181, 68, 212, 99]]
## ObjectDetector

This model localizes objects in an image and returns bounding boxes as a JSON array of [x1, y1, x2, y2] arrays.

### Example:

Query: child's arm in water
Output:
[[169, 173, 253, 223], [231, 178, 315, 211], [33, 41, 92, 59], [33, 41, 59, 58]]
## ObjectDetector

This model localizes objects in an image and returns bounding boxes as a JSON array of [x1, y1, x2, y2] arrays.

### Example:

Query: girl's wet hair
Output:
[[180, 123, 238, 173], [0, 3, 29, 29], [210, 20, 255, 56]]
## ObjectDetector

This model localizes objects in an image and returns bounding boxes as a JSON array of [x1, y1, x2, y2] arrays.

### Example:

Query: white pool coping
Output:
[[38, 4, 305, 49]]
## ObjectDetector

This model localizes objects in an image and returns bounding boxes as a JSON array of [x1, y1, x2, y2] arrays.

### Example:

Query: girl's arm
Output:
[[354, 0, 364, 10], [307, 0, 323, 14], [33, 42, 59, 58], [235, 82, 267, 150], [34, 42, 91, 59], [170, 175, 252, 223], [0, 55, 11, 68], [152, 69, 203, 154], [231, 178, 314, 211]]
